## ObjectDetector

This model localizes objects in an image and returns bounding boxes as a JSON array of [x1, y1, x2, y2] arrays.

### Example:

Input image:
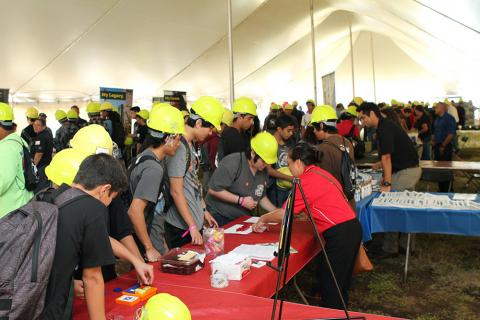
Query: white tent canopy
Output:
[[2, 0, 479, 121]]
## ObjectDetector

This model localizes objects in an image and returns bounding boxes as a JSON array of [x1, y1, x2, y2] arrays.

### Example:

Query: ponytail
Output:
[[288, 142, 323, 166]]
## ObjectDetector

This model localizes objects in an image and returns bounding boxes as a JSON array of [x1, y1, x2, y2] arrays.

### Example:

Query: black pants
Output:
[[433, 143, 453, 192], [165, 222, 202, 249], [317, 218, 362, 310]]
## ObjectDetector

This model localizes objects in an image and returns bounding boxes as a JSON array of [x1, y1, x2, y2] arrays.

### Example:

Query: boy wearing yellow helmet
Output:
[[70, 105, 88, 127], [164, 96, 224, 247], [0, 103, 34, 218], [135, 109, 150, 154], [21, 106, 39, 149], [206, 132, 279, 226]]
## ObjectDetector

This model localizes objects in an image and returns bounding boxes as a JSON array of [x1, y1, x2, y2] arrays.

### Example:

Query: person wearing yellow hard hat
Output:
[[290, 100, 305, 129], [135, 109, 150, 154], [263, 102, 281, 134], [53, 109, 79, 152], [164, 97, 224, 248], [221, 97, 256, 159], [45, 148, 88, 187], [31, 116, 54, 191], [206, 131, 279, 226], [99, 101, 126, 153], [310, 105, 357, 210], [281, 102, 300, 144], [0, 102, 34, 218], [252, 142, 362, 311], [21, 106, 40, 148], [265, 114, 295, 207], [86, 102, 102, 125], [351, 96, 364, 107], [337, 105, 360, 140], [137, 293, 191, 320], [301, 99, 316, 136], [70, 105, 88, 127], [129, 104, 187, 258]]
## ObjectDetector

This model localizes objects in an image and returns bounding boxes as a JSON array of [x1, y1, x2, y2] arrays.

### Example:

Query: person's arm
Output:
[[82, 267, 106, 320], [419, 123, 428, 134], [252, 208, 285, 232], [266, 165, 294, 181], [259, 196, 277, 212], [109, 237, 153, 285], [0, 144, 20, 194], [380, 154, 392, 192], [119, 234, 144, 262], [127, 199, 161, 261], [208, 189, 257, 210], [170, 177, 203, 244], [442, 134, 454, 147], [33, 152, 43, 166]]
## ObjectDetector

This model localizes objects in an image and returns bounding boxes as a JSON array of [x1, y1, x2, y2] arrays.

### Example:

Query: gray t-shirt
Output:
[[165, 139, 204, 230], [206, 153, 268, 220], [129, 149, 163, 204]]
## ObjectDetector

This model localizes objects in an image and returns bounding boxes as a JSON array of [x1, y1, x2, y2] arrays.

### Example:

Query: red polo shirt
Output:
[[285, 165, 356, 235], [336, 119, 359, 138]]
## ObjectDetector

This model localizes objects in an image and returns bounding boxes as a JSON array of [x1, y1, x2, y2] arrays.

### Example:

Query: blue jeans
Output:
[[421, 140, 432, 160]]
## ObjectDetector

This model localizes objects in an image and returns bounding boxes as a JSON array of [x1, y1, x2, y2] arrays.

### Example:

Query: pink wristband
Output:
[[181, 225, 197, 238], [240, 197, 245, 207]]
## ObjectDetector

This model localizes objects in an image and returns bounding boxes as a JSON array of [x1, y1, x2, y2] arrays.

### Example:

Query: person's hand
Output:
[[439, 145, 445, 156], [190, 228, 203, 245], [252, 216, 268, 233], [380, 185, 391, 193], [241, 196, 258, 210], [372, 162, 382, 170], [133, 261, 154, 285], [204, 210, 219, 228], [144, 247, 162, 262], [74, 280, 85, 299]]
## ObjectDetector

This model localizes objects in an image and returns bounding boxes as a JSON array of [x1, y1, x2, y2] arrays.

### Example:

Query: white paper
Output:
[[224, 224, 253, 235], [243, 216, 260, 223], [452, 193, 477, 201], [371, 191, 480, 210], [231, 244, 277, 261]]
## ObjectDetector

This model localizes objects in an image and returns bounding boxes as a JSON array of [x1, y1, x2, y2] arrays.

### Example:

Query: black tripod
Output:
[[267, 177, 366, 320]]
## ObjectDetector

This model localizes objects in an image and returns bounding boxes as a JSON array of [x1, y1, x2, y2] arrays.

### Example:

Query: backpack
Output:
[[112, 120, 126, 150], [346, 124, 365, 159], [16, 140, 39, 192], [0, 187, 88, 320], [322, 138, 357, 200]]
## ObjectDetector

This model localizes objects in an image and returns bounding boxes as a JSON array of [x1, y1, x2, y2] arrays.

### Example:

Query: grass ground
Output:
[[281, 150, 480, 319]]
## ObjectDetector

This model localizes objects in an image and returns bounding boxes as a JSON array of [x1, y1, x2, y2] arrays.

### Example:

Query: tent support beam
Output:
[[349, 22, 355, 98], [227, 0, 235, 107], [370, 32, 377, 103], [309, 0, 318, 104]]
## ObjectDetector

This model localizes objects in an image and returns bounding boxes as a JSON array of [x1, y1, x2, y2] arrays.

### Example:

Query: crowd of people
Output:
[[0, 94, 472, 319]]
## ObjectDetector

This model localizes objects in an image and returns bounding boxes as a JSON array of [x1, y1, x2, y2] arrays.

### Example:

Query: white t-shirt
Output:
[[448, 105, 459, 123], [301, 112, 312, 127]]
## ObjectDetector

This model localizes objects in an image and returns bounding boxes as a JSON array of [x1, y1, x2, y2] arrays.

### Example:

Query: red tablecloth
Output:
[[121, 216, 320, 298], [73, 277, 403, 320]]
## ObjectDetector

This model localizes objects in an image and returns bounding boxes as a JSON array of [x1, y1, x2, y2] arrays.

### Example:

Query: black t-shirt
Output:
[[137, 124, 148, 145], [377, 117, 419, 173], [21, 124, 36, 147], [31, 129, 54, 168], [43, 185, 115, 319], [221, 127, 249, 158], [414, 114, 431, 141]]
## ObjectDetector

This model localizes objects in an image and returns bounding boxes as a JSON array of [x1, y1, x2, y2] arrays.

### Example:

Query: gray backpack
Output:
[[0, 187, 87, 320]]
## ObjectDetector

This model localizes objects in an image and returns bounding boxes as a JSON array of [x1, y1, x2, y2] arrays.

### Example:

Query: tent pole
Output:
[[349, 22, 355, 98], [309, 0, 318, 104], [370, 32, 377, 103], [227, 0, 235, 107]]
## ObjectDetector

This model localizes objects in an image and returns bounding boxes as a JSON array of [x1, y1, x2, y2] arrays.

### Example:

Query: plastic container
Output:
[[210, 272, 229, 288], [203, 227, 224, 257], [160, 248, 205, 275]]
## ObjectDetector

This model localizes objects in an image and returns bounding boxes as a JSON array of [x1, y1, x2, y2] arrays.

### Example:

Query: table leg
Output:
[[293, 276, 309, 305], [403, 233, 411, 282]]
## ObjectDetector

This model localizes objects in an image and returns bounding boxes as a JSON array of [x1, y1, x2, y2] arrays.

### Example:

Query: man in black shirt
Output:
[[221, 97, 257, 158], [70, 105, 88, 127], [358, 102, 421, 257], [21, 106, 39, 149], [32, 118, 54, 191], [135, 109, 149, 154], [43, 154, 128, 319]]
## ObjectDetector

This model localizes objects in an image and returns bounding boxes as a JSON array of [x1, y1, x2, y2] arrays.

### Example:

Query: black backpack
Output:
[[17, 141, 39, 192], [322, 138, 357, 200], [112, 120, 126, 150], [346, 124, 365, 159]]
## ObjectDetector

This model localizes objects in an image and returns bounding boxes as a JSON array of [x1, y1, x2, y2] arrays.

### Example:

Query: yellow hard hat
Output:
[[270, 103, 280, 111], [346, 105, 358, 117], [0, 103, 14, 123], [152, 102, 171, 113], [124, 136, 134, 146], [26, 106, 39, 119], [352, 97, 364, 106], [283, 104, 293, 111], [306, 99, 315, 105], [86, 102, 101, 115], [191, 96, 225, 131], [276, 167, 293, 189], [67, 109, 79, 120], [147, 104, 185, 135], [232, 97, 257, 116], [221, 108, 234, 127], [100, 101, 113, 111], [292, 101, 298, 107], [55, 110, 67, 121], [139, 293, 191, 320], [310, 105, 337, 124], [70, 124, 113, 155], [413, 100, 420, 106], [250, 132, 278, 165], [391, 99, 398, 106], [137, 109, 150, 120], [45, 148, 88, 186], [112, 106, 119, 113]]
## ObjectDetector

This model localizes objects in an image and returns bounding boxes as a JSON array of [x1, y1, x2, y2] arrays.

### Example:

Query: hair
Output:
[[275, 114, 295, 130], [356, 102, 381, 118], [311, 121, 338, 134], [73, 153, 128, 193], [108, 110, 121, 123], [381, 108, 403, 128], [186, 109, 213, 128], [414, 105, 426, 115], [339, 112, 353, 121], [139, 133, 168, 152], [71, 105, 79, 112], [130, 106, 140, 112], [0, 123, 14, 131], [302, 126, 317, 145], [244, 144, 261, 163], [34, 118, 46, 126], [289, 142, 323, 166]]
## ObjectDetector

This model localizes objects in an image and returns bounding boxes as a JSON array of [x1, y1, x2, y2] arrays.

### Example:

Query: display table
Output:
[[73, 277, 402, 320], [457, 130, 480, 149]]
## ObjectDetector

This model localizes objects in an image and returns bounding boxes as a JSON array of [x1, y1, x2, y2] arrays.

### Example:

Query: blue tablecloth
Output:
[[356, 193, 480, 242]]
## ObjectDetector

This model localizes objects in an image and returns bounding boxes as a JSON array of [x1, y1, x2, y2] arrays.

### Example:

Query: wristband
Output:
[[237, 196, 241, 205], [181, 225, 198, 238], [240, 197, 245, 207]]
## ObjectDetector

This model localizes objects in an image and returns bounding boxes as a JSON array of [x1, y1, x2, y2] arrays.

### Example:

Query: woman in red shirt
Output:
[[253, 143, 362, 309]]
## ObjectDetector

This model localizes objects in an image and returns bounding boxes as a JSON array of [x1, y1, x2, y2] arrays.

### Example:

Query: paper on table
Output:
[[244, 216, 260, 223], [231, 244, 277, 261], [224, 224, 253, 235], [452, 193, 477, 201]]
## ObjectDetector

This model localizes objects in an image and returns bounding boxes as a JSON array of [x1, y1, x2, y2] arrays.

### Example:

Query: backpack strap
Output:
[[180, 136, 191, 176], [311, 169, 348, 202], [347, 123, 356, 138], [54, 187, 90, 208]]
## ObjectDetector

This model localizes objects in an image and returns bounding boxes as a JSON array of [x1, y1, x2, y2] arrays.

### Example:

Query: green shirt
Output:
[[0, 133, 33, 218]]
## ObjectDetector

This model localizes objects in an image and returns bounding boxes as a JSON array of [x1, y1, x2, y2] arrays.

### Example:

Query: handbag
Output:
[[311, 169, 374, 275]]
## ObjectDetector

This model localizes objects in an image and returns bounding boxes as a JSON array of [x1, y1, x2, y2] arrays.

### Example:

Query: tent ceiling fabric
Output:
[[1, 0, 479, 106]]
